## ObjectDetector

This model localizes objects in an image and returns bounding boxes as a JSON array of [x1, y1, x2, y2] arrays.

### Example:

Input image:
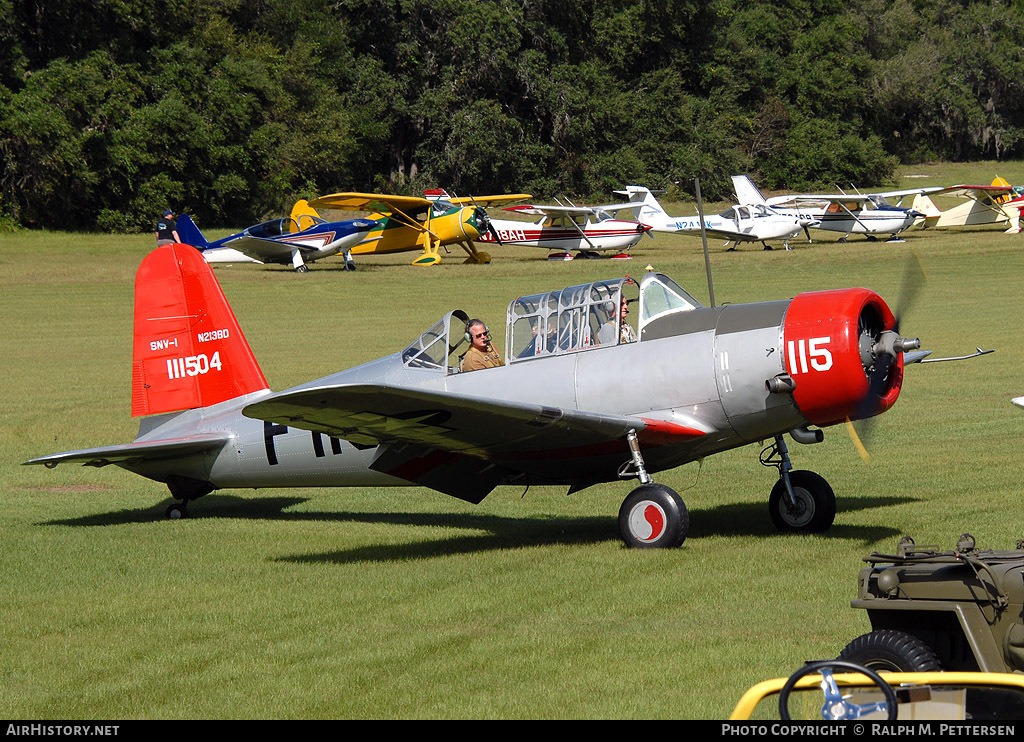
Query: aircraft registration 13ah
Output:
[[30, 242, 940, 549]]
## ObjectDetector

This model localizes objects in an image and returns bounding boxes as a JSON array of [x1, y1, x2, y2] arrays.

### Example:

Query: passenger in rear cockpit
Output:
[[597, 295, 637, 345]]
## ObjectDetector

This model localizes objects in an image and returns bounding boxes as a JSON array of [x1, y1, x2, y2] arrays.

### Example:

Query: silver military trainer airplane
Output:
[[27, 243, 927, 549]]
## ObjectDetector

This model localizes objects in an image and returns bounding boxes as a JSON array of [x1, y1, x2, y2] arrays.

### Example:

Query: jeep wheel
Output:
[[839, 629, 942, 672], [768, 470, 836, 533]]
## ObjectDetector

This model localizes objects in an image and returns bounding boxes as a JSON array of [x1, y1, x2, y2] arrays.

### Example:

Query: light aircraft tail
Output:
[[992, 175, 1012, 203], [910, 193, 941, 228], [289, 199, 322, 232], [131, 243, 269, 417], [732, 175, 767, 206], [613, 185, 672, 225], [424, 188, 452, 202], [176, 214, 210, 249]]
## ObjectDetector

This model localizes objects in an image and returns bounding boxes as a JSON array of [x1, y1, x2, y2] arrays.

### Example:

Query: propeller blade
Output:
[[488, 221, 504, 245], [893, 247, 926, 334], [469, 197, 503, 245], [848, 248, 926, 461], [845, 418, 871, 463]]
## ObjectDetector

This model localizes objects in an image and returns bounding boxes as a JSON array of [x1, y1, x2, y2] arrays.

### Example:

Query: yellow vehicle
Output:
[[730, 660, 1024, 721], [310, 191, 529, 265]]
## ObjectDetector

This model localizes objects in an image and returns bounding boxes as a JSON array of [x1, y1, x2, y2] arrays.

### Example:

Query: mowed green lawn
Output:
[[3, 163, 1024, 719]]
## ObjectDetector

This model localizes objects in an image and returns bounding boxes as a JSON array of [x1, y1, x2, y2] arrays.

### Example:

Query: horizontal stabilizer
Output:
[[24, 433, 231, 468]]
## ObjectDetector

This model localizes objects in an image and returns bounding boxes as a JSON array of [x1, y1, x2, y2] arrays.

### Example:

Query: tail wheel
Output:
[[839, 630, 942, 672], [165, 503, 189, 520], [768, 470, 836, 533], [618, 484, 688, 549]]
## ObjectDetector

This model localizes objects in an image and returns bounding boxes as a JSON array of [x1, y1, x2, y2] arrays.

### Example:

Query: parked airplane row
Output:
[[173, 175, 1023, 270]]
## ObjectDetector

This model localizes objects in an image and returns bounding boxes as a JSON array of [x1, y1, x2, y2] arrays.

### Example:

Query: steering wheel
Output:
[[778, 660, 898, 721]]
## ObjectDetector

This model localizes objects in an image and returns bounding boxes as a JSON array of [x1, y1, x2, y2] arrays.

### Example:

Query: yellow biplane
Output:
[[309, 191, 530, 266]]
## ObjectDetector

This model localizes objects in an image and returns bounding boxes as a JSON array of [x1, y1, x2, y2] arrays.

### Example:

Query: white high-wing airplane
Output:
[[424, 189, 650, 260], [733, 175, 928, 243], [614, 185, 819, 250], [477, 202, 651, 259]]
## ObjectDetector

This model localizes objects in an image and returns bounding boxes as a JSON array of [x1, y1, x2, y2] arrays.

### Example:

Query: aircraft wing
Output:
[[243, 383, 707, 502], [872, 187, 946, 199], [24, 433, 232, 468], [446, 194, 532, 206], [309, 193, 432, 214], [589, 201, 645, 215], [673, 223, 765, 241], [769, 189, 944, 206], [924, 184, 1015, 201], [218, 234, 330, 263], [768, 193, 875, 207], [502, 204, 597, 218]]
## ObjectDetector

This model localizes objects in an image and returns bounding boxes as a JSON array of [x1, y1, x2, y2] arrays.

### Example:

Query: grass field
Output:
[[3, 162, 1024, 719]]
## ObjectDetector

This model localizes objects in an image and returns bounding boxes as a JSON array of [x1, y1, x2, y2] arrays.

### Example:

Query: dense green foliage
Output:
[[2, 0, 1023, 230]]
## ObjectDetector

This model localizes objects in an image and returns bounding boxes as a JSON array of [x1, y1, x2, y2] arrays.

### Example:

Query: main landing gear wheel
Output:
[[618, 484, 688, 549], [768, 470, 836, 533], [778, 659, 898, 721]]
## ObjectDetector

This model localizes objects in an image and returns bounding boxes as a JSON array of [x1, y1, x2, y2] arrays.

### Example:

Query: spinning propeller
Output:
[[845, 250, 925, 462], [467, 195, 504, 245]]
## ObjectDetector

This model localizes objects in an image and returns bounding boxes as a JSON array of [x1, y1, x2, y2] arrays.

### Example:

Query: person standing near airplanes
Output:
[[156, 209, 180, 246]]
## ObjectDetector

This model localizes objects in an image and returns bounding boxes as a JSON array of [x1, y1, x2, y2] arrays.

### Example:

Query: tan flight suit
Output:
[[460, 345, 504, 372]]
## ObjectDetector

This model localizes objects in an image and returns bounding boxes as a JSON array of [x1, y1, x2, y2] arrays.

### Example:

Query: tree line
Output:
[[2, 0, 1022, 231]]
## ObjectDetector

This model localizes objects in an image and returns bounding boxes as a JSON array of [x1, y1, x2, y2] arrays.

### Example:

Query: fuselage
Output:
[[477, 216, 647, 252], [661, 212, 807, 242], [203, 218, 375, 265], [352, 205, 485, 255], [771, 202, 918, 237]]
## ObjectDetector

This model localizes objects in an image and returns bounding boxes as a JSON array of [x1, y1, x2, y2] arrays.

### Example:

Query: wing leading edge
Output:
[[243, 383, 708, 503]]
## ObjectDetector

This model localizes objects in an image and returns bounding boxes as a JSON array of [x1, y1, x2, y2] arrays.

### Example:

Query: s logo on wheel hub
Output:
[[628, 501, 666, 543]]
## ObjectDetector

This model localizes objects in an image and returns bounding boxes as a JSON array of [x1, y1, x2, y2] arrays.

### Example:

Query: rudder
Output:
[[131, 243, 269, 417], [289, 200, 322, 232], [732, 175, 767, 205], [175, 214, 209, 249]]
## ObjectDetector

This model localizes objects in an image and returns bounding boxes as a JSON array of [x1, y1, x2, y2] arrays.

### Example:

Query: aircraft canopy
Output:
[[397, 273, 703, 375], [505, 272, 701, 363], [246, 215, 327, 239]]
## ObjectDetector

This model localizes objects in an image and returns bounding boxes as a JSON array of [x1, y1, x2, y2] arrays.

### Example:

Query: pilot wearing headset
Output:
[[460, 318, 504, 372]]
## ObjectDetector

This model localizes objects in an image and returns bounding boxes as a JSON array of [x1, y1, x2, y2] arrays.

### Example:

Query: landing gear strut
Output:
[[616, 430, 689, 548], [761, 435, 836, 533]]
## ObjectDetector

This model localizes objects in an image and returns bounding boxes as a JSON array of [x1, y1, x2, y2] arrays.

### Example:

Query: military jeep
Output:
[[839, 535, 1024, 673]]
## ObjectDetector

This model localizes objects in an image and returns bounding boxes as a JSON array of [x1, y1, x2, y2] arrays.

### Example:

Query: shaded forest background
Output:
[[2, 0, 1022, 231]]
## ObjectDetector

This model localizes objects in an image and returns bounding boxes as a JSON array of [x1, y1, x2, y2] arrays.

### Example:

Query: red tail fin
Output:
[[131, 243, 269, 416]]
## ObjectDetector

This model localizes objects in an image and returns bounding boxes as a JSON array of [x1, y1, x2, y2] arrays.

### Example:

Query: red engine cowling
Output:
[[783, 288, 903, 428]]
